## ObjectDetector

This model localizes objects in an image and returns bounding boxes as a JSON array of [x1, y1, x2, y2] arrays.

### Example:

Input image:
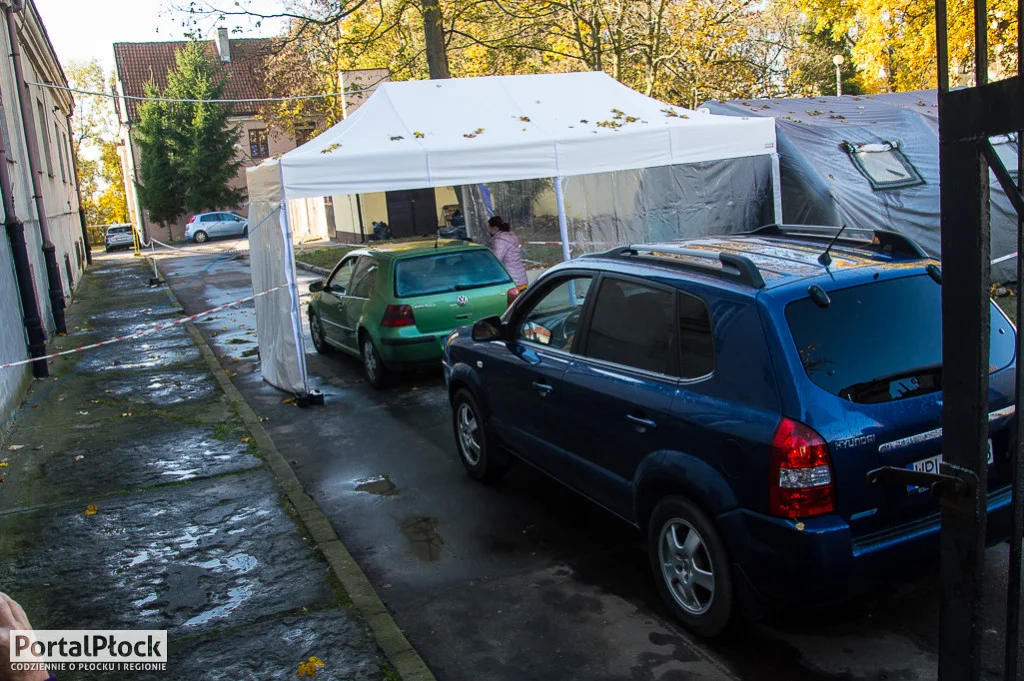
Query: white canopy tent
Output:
[[246, 72, 779, 395]]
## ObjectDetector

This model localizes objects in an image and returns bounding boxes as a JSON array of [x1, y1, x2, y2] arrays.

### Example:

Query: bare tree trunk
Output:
[[422, 0, 451, 79]]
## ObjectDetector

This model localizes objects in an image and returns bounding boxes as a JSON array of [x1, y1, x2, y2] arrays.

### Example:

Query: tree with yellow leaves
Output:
[[798, 0, 1018, 91]]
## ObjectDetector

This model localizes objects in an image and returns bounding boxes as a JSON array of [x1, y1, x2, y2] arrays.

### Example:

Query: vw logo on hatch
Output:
[[456, 295, 469, 307]]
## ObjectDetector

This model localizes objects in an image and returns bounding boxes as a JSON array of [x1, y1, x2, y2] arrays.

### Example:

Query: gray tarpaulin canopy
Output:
[[702, 90, 1020, 281], [246, 72, 781, 396]]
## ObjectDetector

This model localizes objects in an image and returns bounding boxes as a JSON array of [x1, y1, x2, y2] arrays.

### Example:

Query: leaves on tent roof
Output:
[[580, 119, 588, 124], [463, 128, 485, 139], [390, 135, 404, 141], [414, 131, 425, 138], [596, 120, 622, 129], [320, 144, 341, 154], [661, 108, 688, 119], [519, 116, 531, 122]]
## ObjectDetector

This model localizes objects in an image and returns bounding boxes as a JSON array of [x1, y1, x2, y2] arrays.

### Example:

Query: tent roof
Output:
[[264, 72, 776, 200], [702, 90, 939, 131]]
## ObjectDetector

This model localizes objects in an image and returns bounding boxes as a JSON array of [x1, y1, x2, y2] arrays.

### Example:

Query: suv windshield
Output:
[[107, 226, 132, 235], [786, 274, 1016, 404], [395, 250, 512, 298]]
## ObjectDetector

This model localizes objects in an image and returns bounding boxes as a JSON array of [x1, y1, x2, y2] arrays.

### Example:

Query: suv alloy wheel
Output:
[[451, 389, 507, 481], [648, 496, 733, 637]]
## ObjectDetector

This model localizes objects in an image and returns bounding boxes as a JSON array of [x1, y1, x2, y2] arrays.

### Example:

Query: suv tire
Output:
[[648, 496, 733, 637], [452, 389, 507, 481]]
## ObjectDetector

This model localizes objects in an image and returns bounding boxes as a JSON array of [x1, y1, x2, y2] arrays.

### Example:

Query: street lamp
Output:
[[833, 55, 845, 97]]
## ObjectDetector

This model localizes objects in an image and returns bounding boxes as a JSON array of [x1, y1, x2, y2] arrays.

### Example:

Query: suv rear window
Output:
[[107, 226, 132, 235], [395, 250, 512, 298], [786, 274, 1015, 404]]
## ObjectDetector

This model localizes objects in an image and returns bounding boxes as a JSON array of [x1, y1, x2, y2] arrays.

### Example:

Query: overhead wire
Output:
[[28, 81, 383, 104]]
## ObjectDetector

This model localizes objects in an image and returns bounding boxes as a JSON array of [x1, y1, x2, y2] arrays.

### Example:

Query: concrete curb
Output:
[[168, 290, 436, 681], [294, 260, 331, 277]]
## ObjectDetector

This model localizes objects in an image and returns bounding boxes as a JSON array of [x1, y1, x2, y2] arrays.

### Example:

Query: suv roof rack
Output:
[[747, 224, 929, 259], [589, 244, 766, 289]]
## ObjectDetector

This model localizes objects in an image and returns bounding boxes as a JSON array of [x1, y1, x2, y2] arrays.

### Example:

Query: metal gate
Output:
[[933, 0, 1023, 677]]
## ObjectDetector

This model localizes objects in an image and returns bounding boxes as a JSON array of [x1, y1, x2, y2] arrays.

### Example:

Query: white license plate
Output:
[[906, 440, 994, 492]]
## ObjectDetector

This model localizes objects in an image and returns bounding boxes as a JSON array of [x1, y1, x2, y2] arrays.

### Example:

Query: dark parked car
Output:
[[442, 225, 1017, 637]]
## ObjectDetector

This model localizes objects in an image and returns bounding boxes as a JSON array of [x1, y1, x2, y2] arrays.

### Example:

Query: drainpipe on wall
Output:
[[65, 113, 91, 264], [7, 0, 66, 334], [0, 84, 47, 374]]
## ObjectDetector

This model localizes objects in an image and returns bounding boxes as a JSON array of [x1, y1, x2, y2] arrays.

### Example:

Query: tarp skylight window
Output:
[[841, 141, 924, 191]]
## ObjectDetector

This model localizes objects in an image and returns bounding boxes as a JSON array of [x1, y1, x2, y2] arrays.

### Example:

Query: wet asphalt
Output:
[[156, 243, 1022, 681], [0, 255, 386, 680]]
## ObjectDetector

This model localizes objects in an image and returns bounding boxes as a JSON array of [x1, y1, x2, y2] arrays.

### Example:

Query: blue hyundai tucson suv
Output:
[[441, 224, 1017, 637]]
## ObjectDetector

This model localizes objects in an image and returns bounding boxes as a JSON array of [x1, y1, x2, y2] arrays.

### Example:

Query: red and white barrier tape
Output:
[[525, 240, 622, 247], [0, 283, 289, 371]]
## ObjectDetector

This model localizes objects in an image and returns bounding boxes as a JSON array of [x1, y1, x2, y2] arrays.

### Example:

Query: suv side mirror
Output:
[[471, 315, 505, 342], [309, 281, 324, 293]]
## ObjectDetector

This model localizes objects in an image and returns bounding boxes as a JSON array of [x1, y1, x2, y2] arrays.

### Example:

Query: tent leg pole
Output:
[[555, 176, 571, 261], [771, 152, 784, 225]]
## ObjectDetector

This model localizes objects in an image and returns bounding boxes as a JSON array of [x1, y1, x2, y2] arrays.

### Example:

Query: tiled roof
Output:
[[113, 38, 273, 122]]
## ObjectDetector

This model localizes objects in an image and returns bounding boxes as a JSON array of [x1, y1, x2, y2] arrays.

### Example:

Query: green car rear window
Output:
[[394, 250, 512, 298]]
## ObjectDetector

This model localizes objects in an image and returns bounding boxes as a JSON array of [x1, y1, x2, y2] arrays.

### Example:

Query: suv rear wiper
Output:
[[839, 363, 942, 403]]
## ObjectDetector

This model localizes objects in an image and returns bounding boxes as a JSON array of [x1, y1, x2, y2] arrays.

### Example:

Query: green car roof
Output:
[[348, 239, 485, 260]]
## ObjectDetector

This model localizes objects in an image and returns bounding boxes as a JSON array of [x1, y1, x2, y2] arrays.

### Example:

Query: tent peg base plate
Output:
[[295, 390, 325, 408]]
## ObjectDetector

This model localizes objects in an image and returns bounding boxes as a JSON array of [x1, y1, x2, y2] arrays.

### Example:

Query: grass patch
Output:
[[294, 246, 359, 271], [211, 423, 233, 441], [997, 295, 1017, 326], [380, 662, 402, 681]]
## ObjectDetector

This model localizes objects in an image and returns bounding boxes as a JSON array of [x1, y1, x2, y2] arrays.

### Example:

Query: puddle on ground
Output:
[[401, 516, 443, 562], [354, 474, 398, 496]]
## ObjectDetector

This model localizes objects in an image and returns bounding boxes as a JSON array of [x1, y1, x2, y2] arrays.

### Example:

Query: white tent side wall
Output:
[[247, 159, 308, 395]]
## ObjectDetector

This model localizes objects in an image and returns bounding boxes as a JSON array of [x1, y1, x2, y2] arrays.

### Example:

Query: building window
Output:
[[36, 99, 52, 176], [295, 127, 315, 146], [55, 123, 66, 182], [249, 129, 269, 159], [841, 140, 924, 190]]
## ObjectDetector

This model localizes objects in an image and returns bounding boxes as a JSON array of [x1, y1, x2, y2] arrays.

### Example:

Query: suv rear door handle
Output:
[[532, 381, 554, 396], [627, 414, 657, 431]]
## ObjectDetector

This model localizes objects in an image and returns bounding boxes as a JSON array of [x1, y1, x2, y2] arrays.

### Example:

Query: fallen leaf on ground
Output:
[[83, 505, 98, 516], [240, 435, 251, 443], [0, 461, 8, 468], [7, 445, 24, 451], [121, 412, 132, 417], [73, 455, 84, 462], [77, 411, 89, 416], [297, 656, 325, 677], [283, 397, 298, 406]]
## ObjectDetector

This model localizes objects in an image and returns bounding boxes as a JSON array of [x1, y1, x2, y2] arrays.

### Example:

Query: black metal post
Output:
[[66, 113, 91, 265], [6, 2, 65, 334], [1006, 4, 1024, 675], [937, 135, 991, 681]]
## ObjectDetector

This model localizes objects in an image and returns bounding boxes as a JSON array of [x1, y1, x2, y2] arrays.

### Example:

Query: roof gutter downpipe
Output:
[[0, 3, 46, 377], [7, 0, 66, 334]]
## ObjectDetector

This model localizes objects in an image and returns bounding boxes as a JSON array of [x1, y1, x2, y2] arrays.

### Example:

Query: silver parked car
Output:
[[104, 224, 135, 252], [185, 212, 248, 243]]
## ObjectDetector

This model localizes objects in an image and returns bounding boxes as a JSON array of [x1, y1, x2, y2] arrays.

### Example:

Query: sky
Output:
[[36, 0, 284, 72]]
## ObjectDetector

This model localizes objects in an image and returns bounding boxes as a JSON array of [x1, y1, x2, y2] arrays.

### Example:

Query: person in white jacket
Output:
[[487, 215, 529, 290]]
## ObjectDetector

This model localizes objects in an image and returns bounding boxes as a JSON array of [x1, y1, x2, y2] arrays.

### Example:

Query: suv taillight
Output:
[[768, 417, 835, 518], [381, 304, 415, 328], [188, 216, 196, 224]]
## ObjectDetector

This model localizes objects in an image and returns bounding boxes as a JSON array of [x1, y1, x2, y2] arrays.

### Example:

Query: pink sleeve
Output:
[[492, 233, 512, 263]]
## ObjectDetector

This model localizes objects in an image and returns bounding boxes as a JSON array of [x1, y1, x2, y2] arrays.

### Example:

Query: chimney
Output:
[[216, 27, 231, 62]]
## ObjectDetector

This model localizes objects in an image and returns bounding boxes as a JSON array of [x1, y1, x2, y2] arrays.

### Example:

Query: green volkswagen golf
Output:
[[307, 240, 518, 388]]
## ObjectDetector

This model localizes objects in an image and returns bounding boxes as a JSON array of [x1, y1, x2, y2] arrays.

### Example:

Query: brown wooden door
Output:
[[385, 189, 437, 237]]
